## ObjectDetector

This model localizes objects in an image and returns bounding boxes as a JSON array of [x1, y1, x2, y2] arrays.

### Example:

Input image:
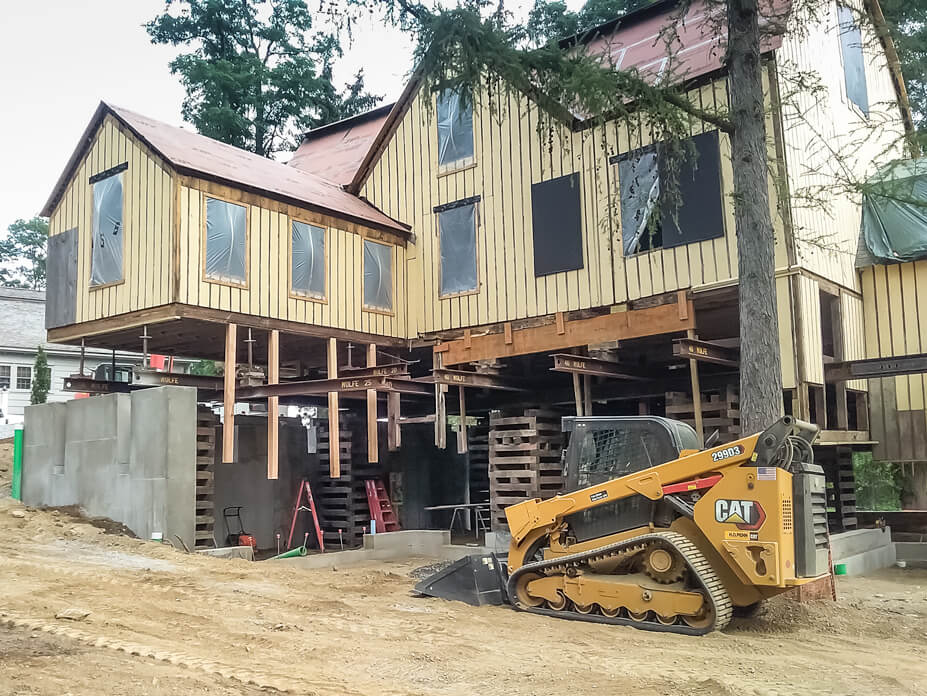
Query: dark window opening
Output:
[[531, 172, 584, 276], [616, 130, 724, 255]]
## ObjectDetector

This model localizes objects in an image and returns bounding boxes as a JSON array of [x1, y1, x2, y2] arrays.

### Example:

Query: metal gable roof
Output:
[[42, 102, 409, 235], [289, 104, 393, 186]]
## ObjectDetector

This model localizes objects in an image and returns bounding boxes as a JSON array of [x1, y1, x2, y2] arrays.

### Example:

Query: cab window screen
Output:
[[90, 172, 124, 286]]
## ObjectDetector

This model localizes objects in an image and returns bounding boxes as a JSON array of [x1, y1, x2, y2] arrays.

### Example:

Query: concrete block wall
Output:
[[22, 386, 197, 548]]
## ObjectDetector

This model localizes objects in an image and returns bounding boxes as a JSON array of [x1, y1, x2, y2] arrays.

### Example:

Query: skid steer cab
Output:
[[415, 415, 830, 635]]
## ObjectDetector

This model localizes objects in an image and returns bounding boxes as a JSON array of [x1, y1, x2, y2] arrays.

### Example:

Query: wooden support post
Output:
[[435, 352, 447, 448], [387, 391, 401, 451], [583, 375, 593, 416], [572, 373, 584, 416], [367, 344, 378, 463], [267, 330, 279, 480], [687, 329, 704, 447], [79, 338, 85, 376], [327, 337, 340, 478], [812, 385, 827, 429], [222, 323, 237, 464], [831, 296, 849, 430], [457, 386, 468, 454], [638, 400, 649, 415]]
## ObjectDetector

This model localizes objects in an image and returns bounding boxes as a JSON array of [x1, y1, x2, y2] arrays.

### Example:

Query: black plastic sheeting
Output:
[[291, 220, 325, 297], [531, 173, 584, 276], [363, 239, 393, 310], [838, 5, 869, 116], [861, 158, 927, 263], [618, 131, 724, 254], [437, 90, 474, 166], [90, 172, 124, 286], [205, 197, 247, 283], [618, 147, 660, 255], [439, 203, 478, 295]]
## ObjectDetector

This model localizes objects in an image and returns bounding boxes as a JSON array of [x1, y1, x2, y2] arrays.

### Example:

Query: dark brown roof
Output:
[[289, 104, 393, 186], [42, 102, 409, 235]]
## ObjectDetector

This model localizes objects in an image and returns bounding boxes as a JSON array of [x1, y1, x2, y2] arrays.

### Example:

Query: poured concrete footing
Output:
[[280, 530, 488, 569], [831, 527, 896, 575], [895, 542, 927, 568]]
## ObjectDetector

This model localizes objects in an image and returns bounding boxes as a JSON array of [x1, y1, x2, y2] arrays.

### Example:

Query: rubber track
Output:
[[506, 531, 733, 635]]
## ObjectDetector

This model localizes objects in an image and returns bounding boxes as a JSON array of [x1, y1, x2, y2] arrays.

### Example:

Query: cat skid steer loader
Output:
[[416, 416, 831, 635]]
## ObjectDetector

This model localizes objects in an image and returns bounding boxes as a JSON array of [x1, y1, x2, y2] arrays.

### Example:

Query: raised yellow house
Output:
[[39, 0, 913, 539]]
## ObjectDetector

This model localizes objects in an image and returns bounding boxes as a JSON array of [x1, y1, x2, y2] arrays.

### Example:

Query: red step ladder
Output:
[[365, 479, 400, 533], [287, 479, 324, 551]]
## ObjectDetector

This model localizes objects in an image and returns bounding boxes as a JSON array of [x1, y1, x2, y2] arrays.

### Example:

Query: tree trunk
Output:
[[727, 0, 783, 433]]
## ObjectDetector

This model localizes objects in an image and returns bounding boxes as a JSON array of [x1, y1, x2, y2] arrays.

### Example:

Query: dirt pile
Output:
[[1, 499, 926, 695]]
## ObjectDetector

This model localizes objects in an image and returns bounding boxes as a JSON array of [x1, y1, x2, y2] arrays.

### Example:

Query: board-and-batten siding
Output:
[[777, 1, 907, 291], [176, 181, 408, 339], [360, 74, 789, 337], [862, 262, 927, 461], [48, 114, 173, 324]]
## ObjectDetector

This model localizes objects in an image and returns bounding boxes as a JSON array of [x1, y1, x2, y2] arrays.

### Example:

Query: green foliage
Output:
[[0, 217, 48, 289], [526, 0, 654, 44], [30, 346, 51, 405], [881, 0, 927, 141], [190, 359, 219, 376], [147, 0, 381, 156], [853, 451, 903, 511]]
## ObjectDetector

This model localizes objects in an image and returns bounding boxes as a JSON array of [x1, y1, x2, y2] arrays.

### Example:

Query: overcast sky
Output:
[[0, 0, 580, 238]]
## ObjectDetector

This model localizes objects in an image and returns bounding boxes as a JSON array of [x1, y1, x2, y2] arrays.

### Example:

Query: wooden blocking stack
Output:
[[469, 422, 490, 504], [665, 384, 741, 442], [195, 408, 218, 549], [489, 409, 565, 530], [317, 419, 382, 547], [817, 445, 858, 533]]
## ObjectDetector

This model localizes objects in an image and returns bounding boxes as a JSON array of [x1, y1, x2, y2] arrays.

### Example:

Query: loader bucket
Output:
[[414, 553, 509, 607]]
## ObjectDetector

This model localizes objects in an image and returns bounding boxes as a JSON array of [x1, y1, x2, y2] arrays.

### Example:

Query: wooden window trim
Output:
[[437, 159, 477, 178], [437, 201, 481, 300], [89, 168, 127, 291], [287, 215, 329, 304], [201, 191, 250, 290], [362, 238, 396, 316]]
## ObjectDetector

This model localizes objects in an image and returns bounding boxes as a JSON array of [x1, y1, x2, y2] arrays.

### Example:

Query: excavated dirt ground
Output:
[[1, 463, 926, 695]]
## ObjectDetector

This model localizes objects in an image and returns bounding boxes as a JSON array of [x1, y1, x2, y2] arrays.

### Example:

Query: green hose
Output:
[[268, 546, 308, 560]]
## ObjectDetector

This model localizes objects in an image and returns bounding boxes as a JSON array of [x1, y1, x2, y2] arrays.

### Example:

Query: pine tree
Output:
[[31, 346, 51, 405]]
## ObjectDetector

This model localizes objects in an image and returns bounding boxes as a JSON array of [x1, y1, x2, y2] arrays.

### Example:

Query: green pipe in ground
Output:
[[11, 428, 23, 501], [268, 546, 308, 560]]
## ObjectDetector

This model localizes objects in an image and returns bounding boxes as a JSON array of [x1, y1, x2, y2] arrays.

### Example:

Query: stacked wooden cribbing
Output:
[[317, 419, 382, 547], [489, 409, 565, 530], [195, 408, 218, 549], [468, 422, 490, 504], [665, 384, 741, 442]]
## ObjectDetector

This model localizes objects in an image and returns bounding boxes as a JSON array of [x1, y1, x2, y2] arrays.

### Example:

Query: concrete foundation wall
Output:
[[213, 417, 313, 550], [22, 387, 197, 548]]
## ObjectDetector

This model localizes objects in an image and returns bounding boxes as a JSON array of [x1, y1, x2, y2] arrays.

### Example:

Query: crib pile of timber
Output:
[[488, 409, 564, 530]]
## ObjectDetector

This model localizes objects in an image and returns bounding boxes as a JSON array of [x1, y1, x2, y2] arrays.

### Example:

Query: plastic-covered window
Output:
[[90, 172, 124, 286], [439, 203, 478, 296], [205, 197, 247, 284], [291, 221, 325, 298], [838, 5, 869, 116], [363, 240, 393, 311], [437, 90, 474, 166], [618, 147, 661, 256]]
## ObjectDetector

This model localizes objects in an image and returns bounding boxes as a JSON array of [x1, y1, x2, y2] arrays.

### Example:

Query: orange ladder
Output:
[[287, 479, 325, 551], [364, 479, 400, 533]]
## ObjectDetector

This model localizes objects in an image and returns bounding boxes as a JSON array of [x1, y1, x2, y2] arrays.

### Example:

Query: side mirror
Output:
[[703, 429, 721, 449]]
